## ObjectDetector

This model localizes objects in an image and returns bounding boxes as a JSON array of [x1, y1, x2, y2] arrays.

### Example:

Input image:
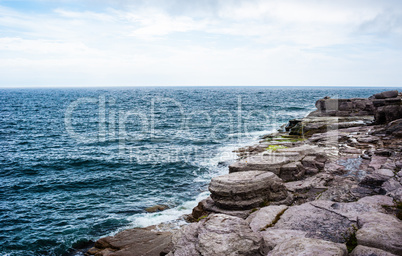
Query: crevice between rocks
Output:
[[260, 207, 288, 231]]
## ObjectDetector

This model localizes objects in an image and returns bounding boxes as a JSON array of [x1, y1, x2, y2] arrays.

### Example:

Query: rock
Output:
[[169, 214, 263, 256], [374, 90, 399, 99], [375, 105, 402, 124], [389, 188, 402, 202], [191, 200, 208, 220], [309, 195, 393, 222], [301, 155, 325, 174], [359, 173, 390, 188], [385, 119, 402, 137], [356, 195, 394, 207], [289, 116, 374, 136], [246, 205, 288, 232], [274, 202, 354, 243], [209, 171, 288, 210], [145, 204, 169, 213], [381, 177, 402, 202], [357, 212, 400, 229], [317, 179, 360, 202], [350, 245, 398, 256], [87, 226, 172, 256], [279, 161, 305, 181], [261, 229, 307, 252], [357, 136, 380, 144], [169, 223, 201, 256], [229, 151, 300, 174], [312, 97, 374, 117], [373, 99, 386, 107], [382, 178, 401, 193], [356, 212, 402, 255], [199, 196, 252, 219], [267, 238, 347, 256], [376, 169, 395, 178], [285, 173, 333, 193]]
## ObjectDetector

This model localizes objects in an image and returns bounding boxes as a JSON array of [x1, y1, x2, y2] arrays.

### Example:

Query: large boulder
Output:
[[168, 214, 263, 256], [209, 171, 288, 210], [267, 238, 347, 256]]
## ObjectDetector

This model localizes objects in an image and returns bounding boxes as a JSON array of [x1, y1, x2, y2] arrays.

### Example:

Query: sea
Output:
[[0, 86, 398, 255]]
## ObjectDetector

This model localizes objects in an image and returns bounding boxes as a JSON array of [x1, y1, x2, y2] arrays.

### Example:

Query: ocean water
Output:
[[0, 86, 396, 255]]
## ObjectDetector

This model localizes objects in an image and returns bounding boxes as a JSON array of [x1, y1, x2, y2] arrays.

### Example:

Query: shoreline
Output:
[[85, 90, 402, 256]]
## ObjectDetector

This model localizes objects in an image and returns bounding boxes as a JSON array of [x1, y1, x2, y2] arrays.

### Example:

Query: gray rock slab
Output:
[[261, 229, 308, 252], [310, 195, 394, 222], [350, 245, 398, 256], [267, 238, 347, 256], [246, 205, 288, 232], [274, 202, 354, 243]]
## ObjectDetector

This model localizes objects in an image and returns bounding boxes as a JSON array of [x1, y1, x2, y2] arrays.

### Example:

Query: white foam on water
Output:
[[120, 127, 280, 234], [113, 191, 210, 235]]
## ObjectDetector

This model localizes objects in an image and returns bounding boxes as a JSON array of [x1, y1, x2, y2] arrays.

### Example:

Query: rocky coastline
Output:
[[86, 90, 402, 256]]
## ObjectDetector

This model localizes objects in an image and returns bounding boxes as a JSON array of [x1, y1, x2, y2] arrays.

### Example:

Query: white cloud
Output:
[[0, 0, 401, 87]]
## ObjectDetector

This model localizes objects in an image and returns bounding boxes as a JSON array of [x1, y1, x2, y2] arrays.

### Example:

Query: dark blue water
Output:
[[0, 86, 398, 255]]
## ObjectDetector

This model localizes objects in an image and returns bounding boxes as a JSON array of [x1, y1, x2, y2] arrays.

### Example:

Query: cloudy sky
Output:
[[0, 0, 401, 87]]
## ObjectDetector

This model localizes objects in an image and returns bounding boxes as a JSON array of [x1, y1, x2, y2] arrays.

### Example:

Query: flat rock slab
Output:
[[87, 227, 172, 256], [274, 202, 354, 243], [209, 171, 288, 210], [267, 238, 347, 256], [356, 212, 402, 255], [246, 205, 288, 232], [310, 195, 394, 222], [350, 245, 398, 256], [229, 150, 304, 174]]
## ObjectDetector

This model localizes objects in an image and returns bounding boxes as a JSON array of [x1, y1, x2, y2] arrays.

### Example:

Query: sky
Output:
[[0, 0, 401, 87]]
